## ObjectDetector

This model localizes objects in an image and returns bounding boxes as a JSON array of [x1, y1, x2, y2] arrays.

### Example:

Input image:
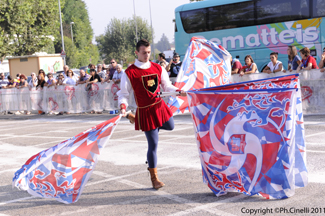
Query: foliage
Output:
[[0, 0, 58, 58], [96, 16, 153, 65], [155, 33, 171, 53], [54, 0, 99, 68]]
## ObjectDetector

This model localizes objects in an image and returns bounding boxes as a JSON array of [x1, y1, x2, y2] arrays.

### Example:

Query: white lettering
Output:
[[222, 35, 244, 49], [261, 29, 270, 46], [305, 27, 318, 42], [296, 24, 303, 43], [210, 37, 221, 45], [279, 30, 295, 44], [245, 34, 261, 47], [269, 28, 279, 45]]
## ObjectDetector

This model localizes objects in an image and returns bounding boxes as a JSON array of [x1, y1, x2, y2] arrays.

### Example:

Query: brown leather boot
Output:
[[148, 168, 165, 189]]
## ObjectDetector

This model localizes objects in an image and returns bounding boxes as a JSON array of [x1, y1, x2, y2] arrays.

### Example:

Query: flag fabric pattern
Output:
[[197, 74, 307, 189], [168, 37, 231, 115], [187, 82, 306, 199], [13, 115, 121, 204]]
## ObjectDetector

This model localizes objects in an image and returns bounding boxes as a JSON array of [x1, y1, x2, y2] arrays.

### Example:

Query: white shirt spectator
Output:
[[28, 78, 38, 88], [267, 60, 283, 72], [63, 77, 76, 85], [112, 70, 124, 80]]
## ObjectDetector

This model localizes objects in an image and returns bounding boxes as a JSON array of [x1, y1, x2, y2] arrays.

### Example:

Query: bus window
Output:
[[180, 8, 208, 33], [313, 0, 325, 17], [256, 0, 310, 25], [208, 1, 254, 31]]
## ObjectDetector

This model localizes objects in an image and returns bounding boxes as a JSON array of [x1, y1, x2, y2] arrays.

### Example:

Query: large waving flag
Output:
[[197, 74, 307, 189], [13, 115, 121, 204], [188, 76, 306, 199], [168, 37, 231, 115]]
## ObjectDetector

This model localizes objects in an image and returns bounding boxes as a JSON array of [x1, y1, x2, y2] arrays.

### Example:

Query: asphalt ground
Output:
[[0, 113, 325, 216]]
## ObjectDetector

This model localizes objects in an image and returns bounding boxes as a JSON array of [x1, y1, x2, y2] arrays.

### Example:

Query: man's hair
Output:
[[299, 47, 310, 56], [136, 39, 150, 51], [159, 53, 165, 59], [270, 52, 278, 59]]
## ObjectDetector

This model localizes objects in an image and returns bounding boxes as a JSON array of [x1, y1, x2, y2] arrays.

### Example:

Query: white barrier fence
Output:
[[0, 83, 137, 113], [1, 70, 324, 114], [170, 69, 325, 115]]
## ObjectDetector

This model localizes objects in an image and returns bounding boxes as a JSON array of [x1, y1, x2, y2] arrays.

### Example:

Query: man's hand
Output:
[[178, 90, 187, 97], [120, 109, 126, 117]]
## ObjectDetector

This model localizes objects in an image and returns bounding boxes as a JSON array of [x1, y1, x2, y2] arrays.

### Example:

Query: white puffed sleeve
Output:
[[117, 72, 133, 108], [160, 66, 178, 92]]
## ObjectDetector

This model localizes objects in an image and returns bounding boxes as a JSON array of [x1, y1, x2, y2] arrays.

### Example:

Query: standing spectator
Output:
[[158, 53, 169, 67], [16, 74, 29, 115], [86, 69, 102, 114], [87, 68, 102, 85], [108, 59, 117, 80], [63, 65, 69, 77], [112, 64, 124, 84], [63, 70, 77, 85], [56, 73, 65, 86], [36, 73, 46, 115], [230, 56, 242, 74], [16, 74, 28, 89], [28, 72, 38, 89], [297, 47, 318, 72], [239, 55, 259, 76], [36, 74, 47, 89], [16, 73, 21, 81], [102, 63, 107, 74], [76, 70, 89, 85], [97, 64, 106, 80], [160, 62, 167, 71], [262, 52, 283, 74], [46, 73, 57, 88], [38, 69, 48, 82], [284, 45, 301, 72], [318, 47, 325, 72], [0, 73, 8, 89], [5, 75, 19, 88], [167, 53, 182, 77]]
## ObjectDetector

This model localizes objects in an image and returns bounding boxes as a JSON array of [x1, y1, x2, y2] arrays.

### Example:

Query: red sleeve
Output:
[[307, 56, 318, 69]]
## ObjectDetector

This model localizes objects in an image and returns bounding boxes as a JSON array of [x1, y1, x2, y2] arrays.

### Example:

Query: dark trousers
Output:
[[144, 117, 174, 168]]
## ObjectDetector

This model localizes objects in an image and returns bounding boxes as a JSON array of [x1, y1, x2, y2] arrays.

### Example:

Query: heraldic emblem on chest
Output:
[[142, 74, 158, 94]]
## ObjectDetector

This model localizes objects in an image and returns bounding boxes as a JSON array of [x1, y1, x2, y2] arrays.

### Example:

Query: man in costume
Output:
[[118, 39, 185, 189]]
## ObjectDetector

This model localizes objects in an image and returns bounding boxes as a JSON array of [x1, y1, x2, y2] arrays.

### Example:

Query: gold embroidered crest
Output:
[[147, 79, 155, 87]]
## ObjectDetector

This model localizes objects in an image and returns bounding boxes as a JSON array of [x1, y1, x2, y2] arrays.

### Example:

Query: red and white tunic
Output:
[[117, 59, 178, 131]]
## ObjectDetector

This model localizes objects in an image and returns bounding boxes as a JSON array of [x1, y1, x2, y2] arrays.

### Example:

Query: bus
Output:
[[174, 0, 325, 71]]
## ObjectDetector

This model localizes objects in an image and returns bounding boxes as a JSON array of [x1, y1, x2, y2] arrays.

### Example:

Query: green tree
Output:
[[54, 0, 99, 68], [0, 0, 58, 58], [96, 16, 153, 65], [155, 34, 171, 52]]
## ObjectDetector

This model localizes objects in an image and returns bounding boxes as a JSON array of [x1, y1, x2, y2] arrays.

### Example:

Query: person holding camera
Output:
[[167, 53, 182, 77]]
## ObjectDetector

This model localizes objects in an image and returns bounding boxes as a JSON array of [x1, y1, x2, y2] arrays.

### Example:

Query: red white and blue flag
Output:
[[12, 115, 121, 204], [187, 75, 307, 199], [168, 37, 231, 115]]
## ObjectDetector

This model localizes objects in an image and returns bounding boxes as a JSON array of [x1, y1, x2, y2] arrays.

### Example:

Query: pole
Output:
[[58, 0, 66, 65], [133, 0, 138, 42], [149, 0, 155, 61], [70, 22, 74, 46]]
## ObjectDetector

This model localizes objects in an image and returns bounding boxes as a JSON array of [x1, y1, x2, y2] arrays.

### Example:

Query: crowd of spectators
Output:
[[231, 46, 324, 76], [2, 46, 325, 115], [0, 59, 125, 115]]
